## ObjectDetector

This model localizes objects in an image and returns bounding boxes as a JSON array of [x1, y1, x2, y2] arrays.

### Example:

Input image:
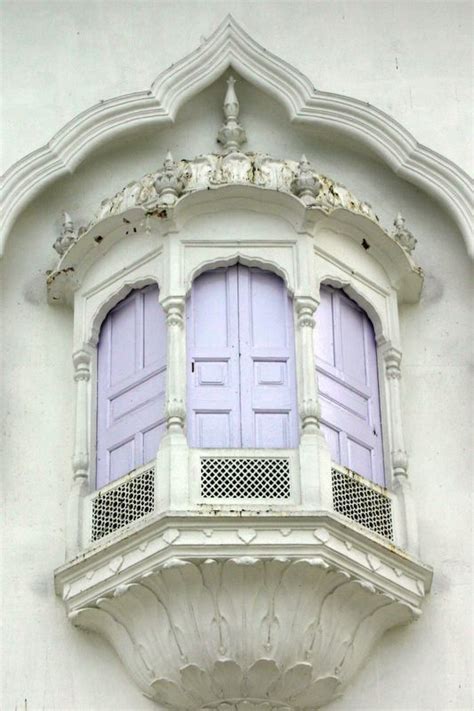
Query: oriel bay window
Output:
[[52, 49, 431, 708]]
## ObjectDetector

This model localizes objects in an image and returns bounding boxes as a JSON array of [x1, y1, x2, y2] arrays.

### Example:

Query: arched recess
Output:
[[185, 252, 294, 299], [1, 15, 472, 256]]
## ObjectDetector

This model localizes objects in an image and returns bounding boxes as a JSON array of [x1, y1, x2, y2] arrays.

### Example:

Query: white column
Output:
[[383, 346, 419, 555], [295, 297, 320, 434], [163, 297, 187, 435], [67, 348, 92, 557], [158, 296, 189, 512], [295, 296, 332, 509]]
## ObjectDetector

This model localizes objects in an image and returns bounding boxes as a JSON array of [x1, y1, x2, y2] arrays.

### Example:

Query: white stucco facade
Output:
[[1, 3, 472, 710]]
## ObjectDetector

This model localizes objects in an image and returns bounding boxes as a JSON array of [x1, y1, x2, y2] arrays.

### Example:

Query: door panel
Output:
[[96, 284, 167, 487], [315, 286, 384, 484], [239, 266, 299, 448], [187, 268, 241, 448], [187, 265, 299, 449]]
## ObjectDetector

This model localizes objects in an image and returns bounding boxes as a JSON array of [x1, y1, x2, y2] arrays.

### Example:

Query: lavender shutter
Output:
[[187, 265, 298, 449], [186, 268, 241, 447], [238, 266, 299, 448], [96, 284, 167, 487], [315, 286, 385, 484]]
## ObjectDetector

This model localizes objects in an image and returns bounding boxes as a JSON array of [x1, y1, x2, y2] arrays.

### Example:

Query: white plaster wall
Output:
[[1, 0, 472, 174], [1, 3, 472, 710]]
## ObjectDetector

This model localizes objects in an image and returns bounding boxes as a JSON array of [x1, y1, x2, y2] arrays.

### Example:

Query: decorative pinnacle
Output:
[[291, 155, 321, 205], [53, 211, 77, 256], [62, 211, 74, 229], [217, 76, 247, 153], [392, 212, 417, 253], [154, 150, 183, 205]]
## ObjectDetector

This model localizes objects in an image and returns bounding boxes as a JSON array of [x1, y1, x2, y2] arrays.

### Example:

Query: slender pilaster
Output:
[[295, 296, 331, 509], [67, 348, 92, 557], [163, 297, 186, 435], [382, 346, 419, 554], [295, 296, 320, 434], [159, 296, 189, 512]]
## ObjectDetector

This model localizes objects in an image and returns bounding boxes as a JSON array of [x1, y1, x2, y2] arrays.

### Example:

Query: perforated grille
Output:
[[91, 466, 155, 542], [201, 457, 291, 499], [331, 468, 393, 540]]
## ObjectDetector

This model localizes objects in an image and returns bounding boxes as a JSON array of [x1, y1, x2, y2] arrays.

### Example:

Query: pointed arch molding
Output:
[[1, 15, 472, 256]]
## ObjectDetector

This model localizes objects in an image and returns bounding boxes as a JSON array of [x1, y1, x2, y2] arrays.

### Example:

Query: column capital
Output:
[[165, 398, 186, 432], [383, 347, 402, 379], [300, 398, 320, 433], [295, 296, 319, 329], [162, 296, 185, 328], [73, 349, 91, 382], [391, 448, 409, 477]]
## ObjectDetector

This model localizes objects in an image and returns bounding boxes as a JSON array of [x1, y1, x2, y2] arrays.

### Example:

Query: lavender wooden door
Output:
[[238, 266, 298, 448], [315, 286, 385, 484], [96, 284, 167, 487], [187, 265, 298, 448], [186, 268, 241, 448]]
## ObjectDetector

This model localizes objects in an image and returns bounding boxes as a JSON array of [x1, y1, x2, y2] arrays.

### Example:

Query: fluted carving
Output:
[[71, 556, 418, 709], [73, 152, 382, 244]]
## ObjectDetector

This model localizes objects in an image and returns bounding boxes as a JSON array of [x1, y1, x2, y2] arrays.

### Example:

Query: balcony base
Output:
[[55, 513, 432, 709]]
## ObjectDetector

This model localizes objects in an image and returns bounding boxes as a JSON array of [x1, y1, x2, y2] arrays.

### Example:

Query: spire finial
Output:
[[392, 212, 417, 253], [217, 75, 247, 153], [291, 155, 321, 206], [154, 151, 183, 205], [53, 211, 77, 256]]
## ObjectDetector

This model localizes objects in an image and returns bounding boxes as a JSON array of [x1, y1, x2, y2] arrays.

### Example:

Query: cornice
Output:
[[1, 15, 472, 257]]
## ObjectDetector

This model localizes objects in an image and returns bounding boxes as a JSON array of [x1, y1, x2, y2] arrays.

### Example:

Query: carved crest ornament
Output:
[[53, 75, 431, 710], [52, 77, 416, 260]]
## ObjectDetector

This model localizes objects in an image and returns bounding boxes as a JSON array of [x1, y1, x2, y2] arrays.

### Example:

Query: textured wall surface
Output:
[[1, 2, 472, 710]]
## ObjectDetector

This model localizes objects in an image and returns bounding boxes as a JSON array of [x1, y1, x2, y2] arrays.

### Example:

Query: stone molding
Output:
[[55, 514, 432, 709], [1, 15, 472, 256]]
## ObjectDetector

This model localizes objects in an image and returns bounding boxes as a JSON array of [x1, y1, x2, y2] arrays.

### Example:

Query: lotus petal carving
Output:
[[71, 557, 417, 708]]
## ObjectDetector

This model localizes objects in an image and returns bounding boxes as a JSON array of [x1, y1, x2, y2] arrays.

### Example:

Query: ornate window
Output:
[[50, 30, 432, 709]]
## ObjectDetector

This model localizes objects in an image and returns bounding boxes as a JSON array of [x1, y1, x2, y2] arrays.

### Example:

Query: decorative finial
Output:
[[217, 76, 247, 153], [392, 212, 417, 253], [53, 211, 77, 255], [291, 155, 321, 205], [154, 151, 183, 205]]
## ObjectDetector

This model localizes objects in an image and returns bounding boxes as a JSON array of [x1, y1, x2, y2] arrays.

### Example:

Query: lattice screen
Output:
[[331, 468, 393, 540], [91, 466, 155, 541], [201, 456, 291, 499]]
